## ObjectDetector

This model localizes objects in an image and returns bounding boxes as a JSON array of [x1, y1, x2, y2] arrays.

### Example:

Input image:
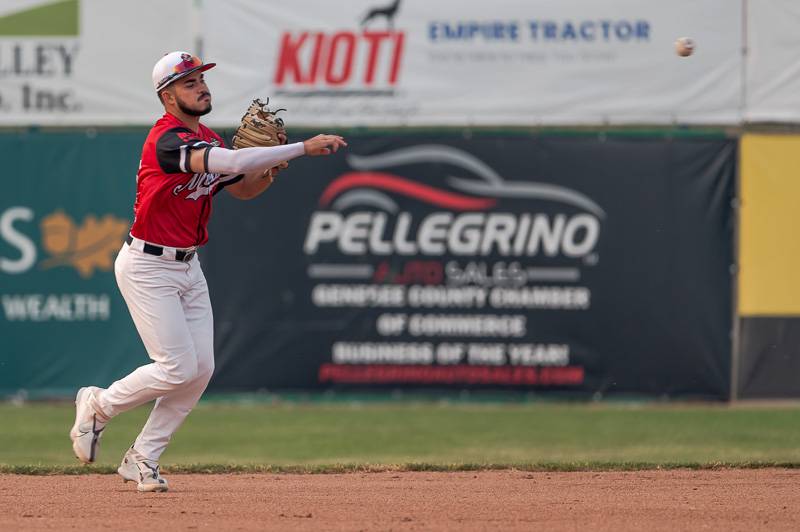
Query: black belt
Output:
[[126, 235, 196, 263]]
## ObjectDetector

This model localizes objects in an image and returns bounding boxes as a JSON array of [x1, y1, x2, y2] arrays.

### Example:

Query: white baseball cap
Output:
[[152, 51, 216, 92]]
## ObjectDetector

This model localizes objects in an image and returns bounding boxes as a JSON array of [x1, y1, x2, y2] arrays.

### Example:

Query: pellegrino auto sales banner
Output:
[[202, 0, 744, 126], [203, 135, 735, 397]]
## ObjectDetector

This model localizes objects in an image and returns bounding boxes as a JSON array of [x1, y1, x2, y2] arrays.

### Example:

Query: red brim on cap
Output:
[[156, 62, 217, 92]]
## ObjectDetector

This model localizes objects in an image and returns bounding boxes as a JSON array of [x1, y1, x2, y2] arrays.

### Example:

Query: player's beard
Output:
[[177, 94, 212, 117]]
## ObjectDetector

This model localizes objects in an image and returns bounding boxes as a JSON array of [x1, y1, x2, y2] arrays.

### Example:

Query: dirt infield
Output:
[[1, 469, 799, 531]]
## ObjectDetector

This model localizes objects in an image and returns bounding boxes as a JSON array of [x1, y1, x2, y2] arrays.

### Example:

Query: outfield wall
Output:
[[3, 0, 800, 399], [0, 130, 736, 399], [8, 131, 798, 399]]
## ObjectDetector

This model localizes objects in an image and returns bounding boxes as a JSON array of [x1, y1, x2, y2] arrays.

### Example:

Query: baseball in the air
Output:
[[675, 37, 695, 57]]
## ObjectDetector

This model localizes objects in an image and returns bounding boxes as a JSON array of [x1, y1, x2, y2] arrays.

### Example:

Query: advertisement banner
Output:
[[0, 0, 194, 126], [202, 0, 743, 127], [744, 0, 800, 123], [12, 0, 800, 127], [203, 134, 735, 397], [0, 130, 142, 396]]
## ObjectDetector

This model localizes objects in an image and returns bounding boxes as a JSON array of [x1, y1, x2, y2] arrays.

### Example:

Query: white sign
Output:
[[203, 0, 744, 127], [744, 0, 800, 123], [0, 0, 195, 126], [0, 0, 759, 127]]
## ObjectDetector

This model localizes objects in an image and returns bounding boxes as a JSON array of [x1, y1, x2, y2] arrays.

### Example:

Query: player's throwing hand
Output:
[[303, 134, 347, 156]]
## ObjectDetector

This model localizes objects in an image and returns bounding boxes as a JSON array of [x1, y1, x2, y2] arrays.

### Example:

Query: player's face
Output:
[[174, 72, 212, 117]]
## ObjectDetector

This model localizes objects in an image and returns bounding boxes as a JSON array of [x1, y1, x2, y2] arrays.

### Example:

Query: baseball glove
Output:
[[232, 98, 287, 149], [231, 98, 287, 179]]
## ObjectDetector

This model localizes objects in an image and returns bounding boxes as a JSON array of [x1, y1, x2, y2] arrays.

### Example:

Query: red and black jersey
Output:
[[130, 112, 242, 248]]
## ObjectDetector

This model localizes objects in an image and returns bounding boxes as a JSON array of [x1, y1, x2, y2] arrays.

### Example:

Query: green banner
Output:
[[0, 129, 145, 397]]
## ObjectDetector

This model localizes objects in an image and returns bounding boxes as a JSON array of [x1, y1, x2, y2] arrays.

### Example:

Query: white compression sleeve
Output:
[[206, 143, 305, 175]]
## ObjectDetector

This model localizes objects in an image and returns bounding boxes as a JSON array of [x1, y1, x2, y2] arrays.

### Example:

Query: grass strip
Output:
[[6, 404, 800, 466], [3, 461, 800, 476]]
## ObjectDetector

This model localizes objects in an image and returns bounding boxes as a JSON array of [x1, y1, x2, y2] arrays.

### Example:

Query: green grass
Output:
[[2, 402, 800, 473]]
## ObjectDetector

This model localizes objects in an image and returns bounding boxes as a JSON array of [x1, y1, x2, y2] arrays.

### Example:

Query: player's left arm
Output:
[[198, 132, 345, 200], [219, 132, 289, 201]]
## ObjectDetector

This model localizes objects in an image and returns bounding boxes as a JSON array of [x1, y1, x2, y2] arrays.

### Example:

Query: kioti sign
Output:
[[203, 0, 743, 126], [274, 31, 405, 88]]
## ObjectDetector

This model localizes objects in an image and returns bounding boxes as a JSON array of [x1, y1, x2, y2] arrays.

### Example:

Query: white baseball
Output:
[[675, 37, 695, 57]]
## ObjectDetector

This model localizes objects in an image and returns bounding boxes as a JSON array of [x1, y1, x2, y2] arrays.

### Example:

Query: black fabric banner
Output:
[[738, 317, 800, 398], [202, 135, 735, 398]]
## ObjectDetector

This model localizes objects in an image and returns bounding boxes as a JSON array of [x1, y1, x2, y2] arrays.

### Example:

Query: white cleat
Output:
[[118, 446, 169, 492], [69, 387, 106, 464]]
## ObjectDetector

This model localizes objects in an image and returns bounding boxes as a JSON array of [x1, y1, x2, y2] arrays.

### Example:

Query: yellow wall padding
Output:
[[739, 134, 800, 316]]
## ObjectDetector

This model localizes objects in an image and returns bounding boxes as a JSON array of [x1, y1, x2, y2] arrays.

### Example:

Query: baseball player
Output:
[[69, 51, 346, 492]]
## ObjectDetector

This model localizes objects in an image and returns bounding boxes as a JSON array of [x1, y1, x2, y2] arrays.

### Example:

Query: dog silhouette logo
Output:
[[361, 0, 402, 30]]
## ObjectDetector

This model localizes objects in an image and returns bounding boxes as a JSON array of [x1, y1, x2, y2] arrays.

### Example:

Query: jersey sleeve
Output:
[[155, 127, 215, 174]]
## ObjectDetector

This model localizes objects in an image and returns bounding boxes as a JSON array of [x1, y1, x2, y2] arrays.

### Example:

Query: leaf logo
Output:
[[39, 210, 129, 278]]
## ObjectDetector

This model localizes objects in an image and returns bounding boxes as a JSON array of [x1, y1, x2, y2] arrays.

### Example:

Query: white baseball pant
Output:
[[95, 240, 214, 462]]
